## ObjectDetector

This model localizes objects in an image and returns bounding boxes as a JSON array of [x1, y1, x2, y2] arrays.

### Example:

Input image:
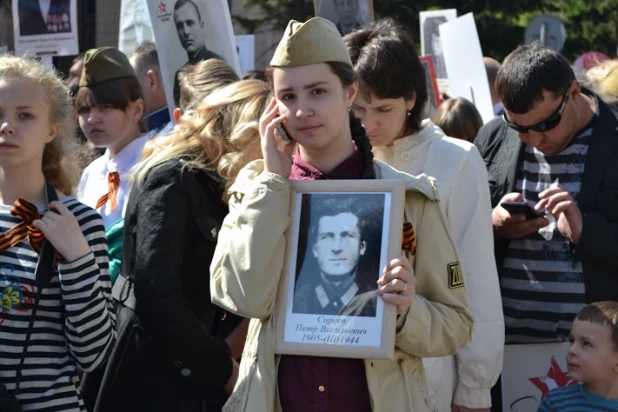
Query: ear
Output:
[[571, 81, 582, 100], [406, 92, 417, 113], [313, 242, 318, 258], [173, 108, 183, 124], [131, 99, 145, 124], [346, 80, 359, 108], [359, 240, 366, 256], [46, 122, 60, 143], [146, 69, 158, 91]]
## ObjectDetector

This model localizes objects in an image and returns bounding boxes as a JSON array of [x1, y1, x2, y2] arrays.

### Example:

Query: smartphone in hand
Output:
[[500, 201, 546, 219], [277, 123, 292, 144]]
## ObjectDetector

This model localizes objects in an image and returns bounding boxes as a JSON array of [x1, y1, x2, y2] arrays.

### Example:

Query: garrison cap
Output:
[[270, 17, 353, 68], [79, 47, 136, 87]]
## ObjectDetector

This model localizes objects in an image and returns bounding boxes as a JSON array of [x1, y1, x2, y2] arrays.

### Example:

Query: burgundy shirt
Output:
[[278, 148, 372, 412]]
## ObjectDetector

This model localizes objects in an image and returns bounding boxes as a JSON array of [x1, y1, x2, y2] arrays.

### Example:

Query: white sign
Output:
[[12, 0, 79, 57], [502, 343, 575, 411], [119, 0, 154, 55], [439, 13, 494, 124], [147, 0, 241, 116], [234, 34, 255, 75], [419, 8, 457, 80]]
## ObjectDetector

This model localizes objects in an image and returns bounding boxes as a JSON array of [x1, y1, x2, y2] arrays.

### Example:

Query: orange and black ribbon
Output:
[[402, 222, 416, 255], [0, 199, 46, 254], [96, 171, 120, 211]]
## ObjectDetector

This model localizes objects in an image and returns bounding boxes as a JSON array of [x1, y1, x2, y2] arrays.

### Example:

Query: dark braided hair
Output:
[[349, 110, 375, 179], [266, 62, 376, 179]]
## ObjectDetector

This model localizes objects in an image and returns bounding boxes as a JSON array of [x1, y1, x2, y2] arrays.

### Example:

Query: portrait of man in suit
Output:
[[18, 0, 72, 36], [292, 194, 384, 318]]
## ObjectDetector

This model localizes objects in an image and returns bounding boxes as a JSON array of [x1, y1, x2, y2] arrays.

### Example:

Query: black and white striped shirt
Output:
[[502, 128, 592, 343], [0, 196, 115, 411]]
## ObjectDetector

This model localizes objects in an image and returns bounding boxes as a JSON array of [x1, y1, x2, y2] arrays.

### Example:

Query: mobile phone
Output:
[[277, 123, 292, 144], [500, 201, 546, 219]]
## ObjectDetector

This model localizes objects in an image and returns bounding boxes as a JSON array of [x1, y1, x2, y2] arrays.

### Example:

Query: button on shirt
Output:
[[278, 147, 372, 412], [78, 133, 150, 229]]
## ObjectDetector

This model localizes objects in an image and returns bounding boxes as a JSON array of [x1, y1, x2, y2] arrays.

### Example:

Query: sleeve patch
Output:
[[448, 263, 464, 289]]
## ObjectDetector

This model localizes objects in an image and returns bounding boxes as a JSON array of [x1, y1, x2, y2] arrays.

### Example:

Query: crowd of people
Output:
[[0, 12, 617, 412]]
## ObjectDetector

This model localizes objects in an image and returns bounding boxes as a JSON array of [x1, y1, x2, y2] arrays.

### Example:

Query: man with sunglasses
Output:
[[476, 43, 618, 411]]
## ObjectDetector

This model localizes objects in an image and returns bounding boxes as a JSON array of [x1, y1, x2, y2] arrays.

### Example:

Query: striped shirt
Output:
[[502, 127, 592, 343], [0, 196, 115, 411], [538, 384, 618, 411]]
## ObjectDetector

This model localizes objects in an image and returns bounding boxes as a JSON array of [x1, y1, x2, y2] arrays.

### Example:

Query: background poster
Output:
[[12, 0, 79, 57], [502, 343, 575, 411], [439, 13, 494, 124], [119, 0, 154, 55], [419, 55, 441, 118], [235, 34, 255, 75], [314, 0, 373, 36], [147, 0, 241, 116], [419, 8, 457, 81]]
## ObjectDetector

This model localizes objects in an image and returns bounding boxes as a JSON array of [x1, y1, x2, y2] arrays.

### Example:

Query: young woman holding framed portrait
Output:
[[344, 18, 504, 412], [210, 17, 473, 412]]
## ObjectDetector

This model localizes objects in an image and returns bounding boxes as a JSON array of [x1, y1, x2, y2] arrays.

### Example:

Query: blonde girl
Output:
[[91, 79, 270, 412], [0, 55, 114, 411]]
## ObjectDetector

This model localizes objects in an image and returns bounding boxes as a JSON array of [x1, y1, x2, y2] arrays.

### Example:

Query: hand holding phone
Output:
[[277, 123, 292, 144]]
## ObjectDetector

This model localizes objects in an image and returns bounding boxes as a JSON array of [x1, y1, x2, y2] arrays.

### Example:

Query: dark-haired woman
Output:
[[345, 18, 504, 412], [210, 17, 472, 412]]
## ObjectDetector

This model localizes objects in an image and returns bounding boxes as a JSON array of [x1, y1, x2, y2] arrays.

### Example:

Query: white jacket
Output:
[[373, 120, 505, 410]]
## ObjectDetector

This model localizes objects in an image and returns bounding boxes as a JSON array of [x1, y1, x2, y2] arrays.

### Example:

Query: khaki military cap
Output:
[[79, 47, 136, 87], [270, 17, 353, 68]]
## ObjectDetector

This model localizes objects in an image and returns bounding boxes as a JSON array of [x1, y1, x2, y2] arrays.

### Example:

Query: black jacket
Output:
[[475, 92, 618, 303], [87, 159, 233, 412]]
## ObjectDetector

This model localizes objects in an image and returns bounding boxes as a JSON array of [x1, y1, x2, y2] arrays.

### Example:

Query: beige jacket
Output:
[[210, 159, 473, 412], [374, 120, 504, 410]]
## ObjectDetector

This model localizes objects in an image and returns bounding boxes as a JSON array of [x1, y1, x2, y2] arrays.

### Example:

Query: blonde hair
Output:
[[0, 55, 81, 195], [432, 98, 484, 143], [177, 59, 239, 111], [582, 59, 618, 104], [134, 79, 271, 201]]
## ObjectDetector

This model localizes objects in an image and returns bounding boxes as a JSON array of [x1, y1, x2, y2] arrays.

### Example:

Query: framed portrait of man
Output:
[[314, 0, 374, 36], [275, 179, 405, 359]]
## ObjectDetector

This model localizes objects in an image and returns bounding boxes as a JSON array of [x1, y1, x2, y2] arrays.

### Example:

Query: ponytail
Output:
[[349, 111, 375, 179]]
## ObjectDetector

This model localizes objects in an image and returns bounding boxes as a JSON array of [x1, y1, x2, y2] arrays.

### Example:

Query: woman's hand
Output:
[[259, 97, 295, 178], [33, 201, 91, 262], [377, 255, 416, 316]]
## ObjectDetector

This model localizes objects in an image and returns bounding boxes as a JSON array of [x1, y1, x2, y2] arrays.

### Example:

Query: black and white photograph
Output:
[[314, 0, 373, 36], [146, 0, 240, 115], [275, 180, 404, 360], [420, 9, 457, 80], [12, 0, 78, 56], [18, 0, 71, 36], [292, 193, 384, 318], [119, 0, 154, 55]]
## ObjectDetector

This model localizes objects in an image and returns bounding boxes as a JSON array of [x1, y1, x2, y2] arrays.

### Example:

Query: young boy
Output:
[[538, 301, 618, 411]]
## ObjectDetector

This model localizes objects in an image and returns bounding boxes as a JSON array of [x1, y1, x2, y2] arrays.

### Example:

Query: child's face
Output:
[[567, 319, 618, 384], [0, 78, 58, 169], [77, 100, 142, 154]]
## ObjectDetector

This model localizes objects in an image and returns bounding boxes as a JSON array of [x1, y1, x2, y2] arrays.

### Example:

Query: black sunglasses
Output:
[[502, 85, 571, 134]]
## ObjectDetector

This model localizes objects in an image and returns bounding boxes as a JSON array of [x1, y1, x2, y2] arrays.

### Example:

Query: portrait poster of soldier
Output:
[[420, 55, 442, 118], [276, 181, 404, 360], [146, 0, 240, 115], [12, 0, 78, 57], [119, 0, 155, 55], [419, 9, 457, 80], [314, 0, 374, 36]]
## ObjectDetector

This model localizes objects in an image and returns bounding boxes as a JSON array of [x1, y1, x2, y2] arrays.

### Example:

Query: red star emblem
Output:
[[529, 356, 577, 399], [158, 1, 166, 13]]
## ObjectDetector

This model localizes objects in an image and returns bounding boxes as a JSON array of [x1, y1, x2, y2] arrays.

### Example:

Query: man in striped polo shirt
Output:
[[475, 43, 618, 410]]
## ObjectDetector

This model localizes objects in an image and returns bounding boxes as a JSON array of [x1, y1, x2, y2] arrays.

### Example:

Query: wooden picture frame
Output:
[[314, 0, 375, 36], [275, 179, 405, 360]]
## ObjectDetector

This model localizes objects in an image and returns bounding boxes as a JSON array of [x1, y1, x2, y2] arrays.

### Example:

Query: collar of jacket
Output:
[[373, 120, 444, 164]]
